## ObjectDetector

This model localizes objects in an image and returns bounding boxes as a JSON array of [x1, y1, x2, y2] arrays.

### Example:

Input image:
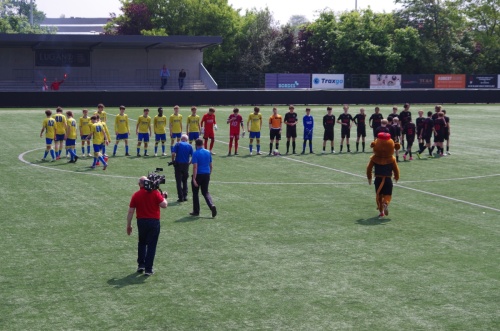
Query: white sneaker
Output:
[[88, 153, 92, 157], [257, 151, 262, 155], [331, 150, 336, 154], [250, 152, 253, 155], [154, 153, 158, 157], [162, 153, 167, 156]]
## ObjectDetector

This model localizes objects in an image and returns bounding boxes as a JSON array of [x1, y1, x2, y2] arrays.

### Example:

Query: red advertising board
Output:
[[434, 74, 466, 88]]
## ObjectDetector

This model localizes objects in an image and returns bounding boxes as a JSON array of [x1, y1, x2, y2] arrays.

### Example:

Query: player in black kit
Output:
[[284, 105, 298, 154], [337, 105, 353, 153], [322, 107, 336, 153], [353, 107, 367, 152], [369, 107, 384, 138]]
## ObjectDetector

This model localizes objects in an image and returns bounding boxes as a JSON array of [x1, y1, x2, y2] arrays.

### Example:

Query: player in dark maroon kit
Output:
[[398, 103, 412, 151], [322, 107, 336, 153], [403, 119, 416, 161], [353, 108, 367, 152], [442, 109, 451, 155], [416, 111, 434, 158], [433, 112, 447, 157], [200, 108, 217, 154], [415, 110, 425, 152], [284, 105, 298, 154], [337, 105, 353, 153], [432, 105, 441, 120], [375, 119, 391, 136], [227, 108, 244, 156], [369, 107, 384, 138]]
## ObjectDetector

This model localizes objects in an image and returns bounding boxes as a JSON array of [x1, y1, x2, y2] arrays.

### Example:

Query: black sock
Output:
[[270, 143, 273, 153], [446, 146, 449, 152], [292, 141, 296, 152], [276, 143, 279, 151], [323, 146, 326, 151], [347, 144, 350, 152], [340, 145, 343, 152], [356, 142, 359, 151], [429, 146, 435, 155], [309, 141, 313, 152], [286, 141, 290, 153], [302, 141, 306, 152], [362, 142, 365, 152]]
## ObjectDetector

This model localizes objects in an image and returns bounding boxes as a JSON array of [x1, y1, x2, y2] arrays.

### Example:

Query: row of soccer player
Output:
[[40, 103, 451, 165]]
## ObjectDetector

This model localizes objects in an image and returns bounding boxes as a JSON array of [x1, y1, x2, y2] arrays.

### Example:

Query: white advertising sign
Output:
[[312, 74, 345, 89], [370, 74, 402, 90]]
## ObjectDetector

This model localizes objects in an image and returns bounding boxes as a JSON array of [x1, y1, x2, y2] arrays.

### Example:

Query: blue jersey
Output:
[[192, 148, 212, 174], [303, 115, 314, 131]]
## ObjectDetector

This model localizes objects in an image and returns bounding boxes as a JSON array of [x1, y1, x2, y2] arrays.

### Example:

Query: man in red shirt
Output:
[[200, 107, 217, 154], [127, 176, 168, 276], [50, 76, 66, 91]]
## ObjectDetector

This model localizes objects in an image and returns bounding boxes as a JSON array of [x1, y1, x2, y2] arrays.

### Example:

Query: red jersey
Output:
[[50, 80, 64, 91], [201, 113, 216, 134], [228, 113, 243, 134], [129, 188, 164, 219]]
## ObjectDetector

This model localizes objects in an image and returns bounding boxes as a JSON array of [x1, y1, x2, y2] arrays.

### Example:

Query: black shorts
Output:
[[444, 129, 450, 140], [357, 126, 366, 138], [434, 134, 444, 143], [374, 177, 393, 196], [286, 125, 297, 138], [406, 138, 414, 148], [323, 130, 334, 141], [270, 128, 281, 141], [341, 127, 350, 139], [423, 135, 431, 144]]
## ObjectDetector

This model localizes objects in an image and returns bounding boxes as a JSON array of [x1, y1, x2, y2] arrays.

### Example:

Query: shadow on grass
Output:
[[175, 215, 213, 223], [107, 272, 147, 288], [356, 216, 391, 226]]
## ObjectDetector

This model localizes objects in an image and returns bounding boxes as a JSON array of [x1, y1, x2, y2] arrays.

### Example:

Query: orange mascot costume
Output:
[[366, 132, 400, 217]]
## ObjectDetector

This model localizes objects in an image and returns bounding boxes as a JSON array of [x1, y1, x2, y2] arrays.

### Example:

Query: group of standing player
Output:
[[40, 103, 451, 168]]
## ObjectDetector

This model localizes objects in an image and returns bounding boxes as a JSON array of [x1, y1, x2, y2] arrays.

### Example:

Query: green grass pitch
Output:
[[0, 104, 499, 330]]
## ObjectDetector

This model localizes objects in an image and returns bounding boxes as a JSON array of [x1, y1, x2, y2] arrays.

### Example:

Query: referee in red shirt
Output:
[[127, 176, 168, 276]]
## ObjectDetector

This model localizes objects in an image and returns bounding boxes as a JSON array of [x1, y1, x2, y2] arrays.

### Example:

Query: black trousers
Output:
[[174, 163, 189, 200], [192, 173, 214, 214]]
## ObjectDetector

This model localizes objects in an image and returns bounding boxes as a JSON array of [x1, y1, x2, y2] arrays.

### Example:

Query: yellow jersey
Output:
[[94, 110, 107, 123], [101, 121, 111, 141], [248, 113, 262, 132], [115, 114, 129, 134], [90, 122, 106, 144], [79, 116, 92, 136], [66, 118, 78, 139], [169, 114, 183, 134], [53, 113, 67, 134], [137, 115, 151, 134], [43, 117, 56, 139], [186, 115, 200, 133], [154, 115, 168, 134]]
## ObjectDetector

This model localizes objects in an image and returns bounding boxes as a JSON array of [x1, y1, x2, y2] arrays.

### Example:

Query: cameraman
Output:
[[127, 176, 168, 276], [171, 134, 193, 202]]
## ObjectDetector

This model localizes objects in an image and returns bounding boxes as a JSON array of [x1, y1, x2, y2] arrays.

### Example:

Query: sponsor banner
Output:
[[434, 74, 466, 88], [35, 49, 91, 67], [401, 74, 435, 88], [466, 75, 497, 88], [369, 74, 401, 89], [265, 73, 311, 89], [498, 75, 500, 88], [311, 74, 344, 89]]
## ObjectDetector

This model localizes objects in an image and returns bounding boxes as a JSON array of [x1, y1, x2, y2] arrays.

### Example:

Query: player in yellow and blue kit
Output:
[[169, 105, 183, 153], [302, 108, 314, 154], [154, 107, 168, 156], [247, 107, 263, 155], [40, 110, 56, 161], [53, 107, 67, 159], [113, 105, 130, 156], [186, 106, 200, 144], [94, 103, 107, 123], [136, 108, 152, 156], [86, 115, 109, 170], [79, 109, 92, 157], [96, 114, 111, 157], [65, 111, 79, 163]]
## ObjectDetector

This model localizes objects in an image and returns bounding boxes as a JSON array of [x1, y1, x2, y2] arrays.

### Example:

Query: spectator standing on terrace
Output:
[[178, 69, 186, 89], [160, 65, 170, 90]]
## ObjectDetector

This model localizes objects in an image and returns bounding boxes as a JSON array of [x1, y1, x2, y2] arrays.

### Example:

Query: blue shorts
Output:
[[93, 144, 102, 153], [171, 132, 182, 139], [138, 133, 149, 142], [249, 131, 261, 139], [116, 133, 129, 140], [189, 132, 199, 141], [303, 130, 313, 140], [81, 135, 89, 140], [55, 134, 65, 142], [66, 139, 76, 147], [155, 133, 167, 142], [45, 138, 53, 145]]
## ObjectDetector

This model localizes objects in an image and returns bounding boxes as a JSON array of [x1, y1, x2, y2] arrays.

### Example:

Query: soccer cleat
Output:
[[234, 152, 238, 156], [144, 153, 149, 157], [210, 151, 216, 155], [68, 160, 75, 163], [88, 153, 93, 157], [56, 156, 61, 160], [144, 270, 155, 276], [211, 205, 217, 218], [249, 152, 253, 155], [269, 152, 272, 156], [310, 151, 314, 154], [301, 151, 305, 154], [446, 151, 451, 155], [189, 212, 199, 216], [331, 150, 336, 154], [103, 164, 107, 170], [137, 154, 141, 157], [177, 199, 184, 203], [90, 166, 95, 169], [379, 212, 385, 218], [125, 153, 131, 156], [227, 152, 231, 156], [428, 155, 434, 158], [112, 153, 116, 157], [50, 159, 55, 162], [66, 155, 70, 158], [409, 157, 413, 161], [74, 155, 79, 163], [137, 267, 145, 274], [322, 151, 325, 154], [257, 151, 262, 155], [162, 153, 167, 156], [41, 158, 47, 162], [416, 152, 421, 159], [403, 155, 407, 161], [154, 153, 158, 157], [383, 203, 389, 216]]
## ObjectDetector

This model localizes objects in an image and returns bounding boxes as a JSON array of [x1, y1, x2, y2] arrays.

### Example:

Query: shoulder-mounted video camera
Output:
[[144, 168, 166, 195]]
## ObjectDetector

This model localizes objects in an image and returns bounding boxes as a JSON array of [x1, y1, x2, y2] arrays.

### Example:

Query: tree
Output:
[[0, 0, 51, 33]]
